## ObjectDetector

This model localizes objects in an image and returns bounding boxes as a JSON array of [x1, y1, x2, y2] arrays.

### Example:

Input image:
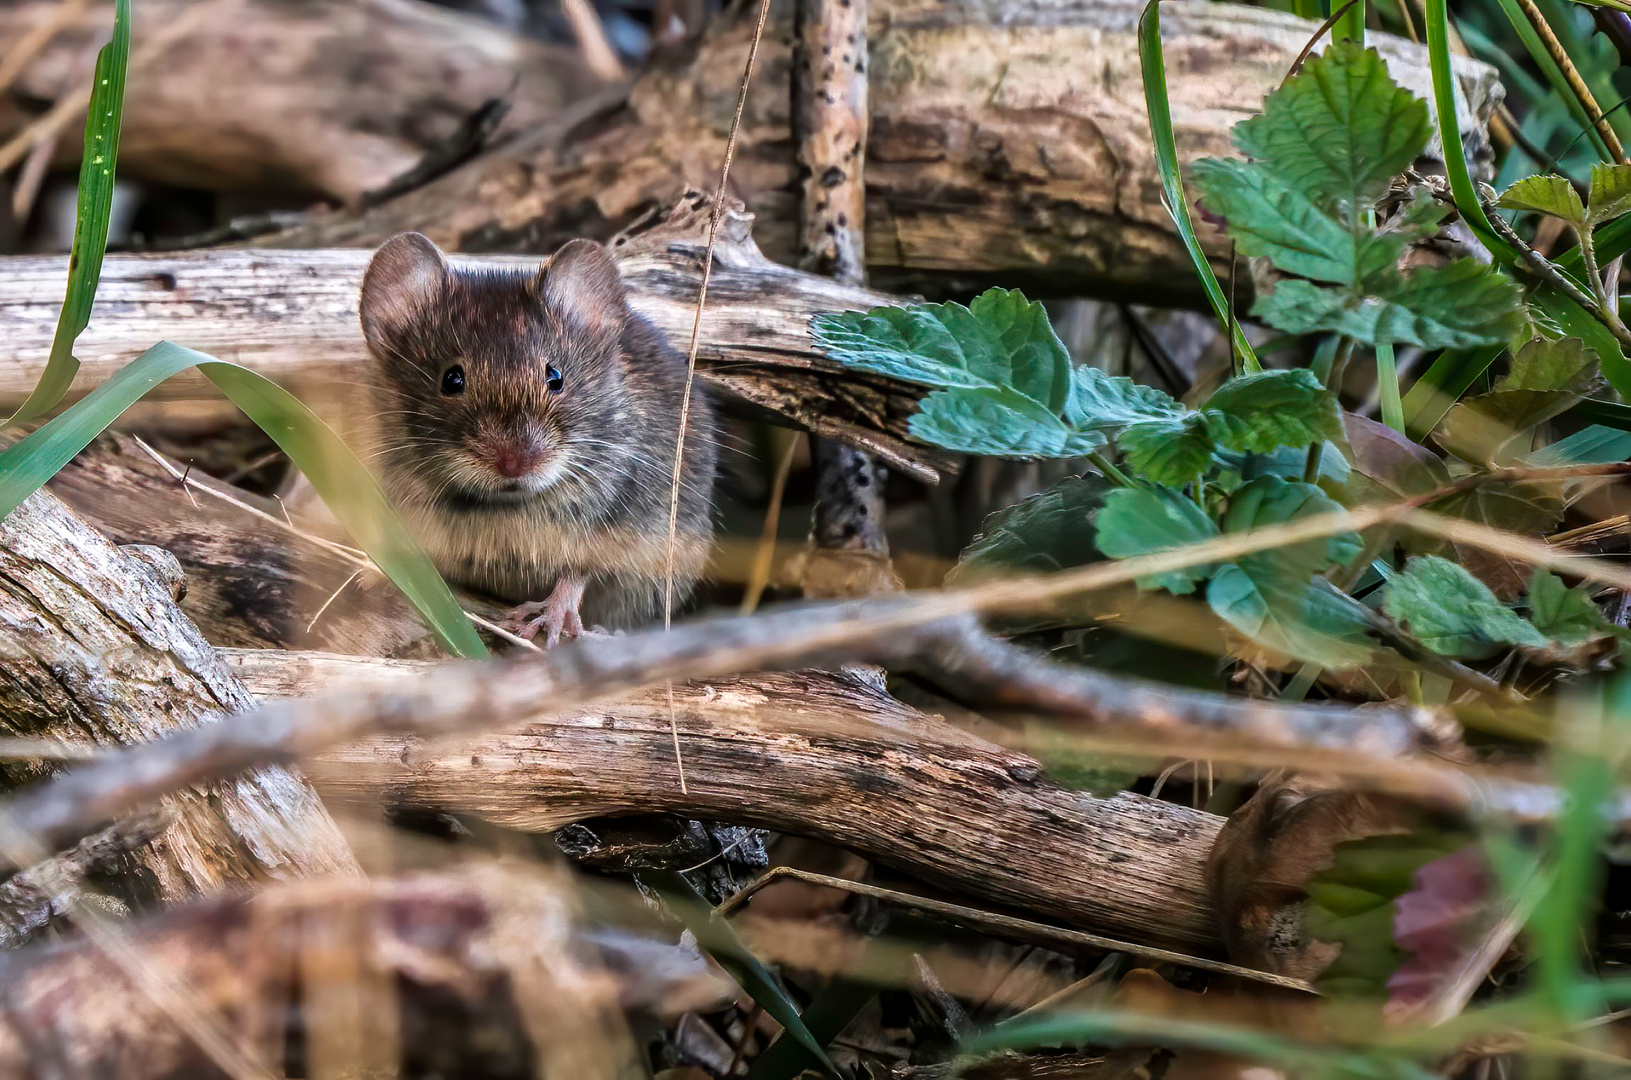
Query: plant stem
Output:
[[1087, 451, 1133, 487], [1513, 0, 1627, 163], [1376, 342, 1405, 433]]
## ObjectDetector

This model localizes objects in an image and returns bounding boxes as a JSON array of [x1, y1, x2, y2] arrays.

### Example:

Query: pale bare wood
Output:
[[0, 0, 598, 203], [262, 0, 1501, 301], [0, 490, 358, 899], [0, 198, 946, 478]]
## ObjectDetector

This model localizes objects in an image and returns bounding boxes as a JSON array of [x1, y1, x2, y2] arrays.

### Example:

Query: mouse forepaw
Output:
[[502, 577, 588, 648]]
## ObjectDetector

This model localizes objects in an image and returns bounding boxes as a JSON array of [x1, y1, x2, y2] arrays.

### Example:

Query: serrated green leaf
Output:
[[1232, 42, 1431, 219], [1527, 569, 1614, 649], [1497, 174, 1586, 228], [1191, 158, 1361, 284], [910, 387, 1106, 458], [1498, 336, 1598, 395], [1435, 341, 1597, 467], [1119, 414, 1214, 486], [1064, 364, 1184, 430], [1588, 163, 1631, 226], [1201, 369, 1343, 454], [1253, 262, 1523, 349], [949, 474, 1112, 584], [10, 0, 129, 427], [1094, 486, 1219, 594], [0, 342, 488, 658], [811, 290, 1071, 411], [1382, 555, 1548, 659]]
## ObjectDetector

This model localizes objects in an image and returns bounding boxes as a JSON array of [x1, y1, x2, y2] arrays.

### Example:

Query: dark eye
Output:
[[440, 365, 465, 395], [545, 364, 564, 393]]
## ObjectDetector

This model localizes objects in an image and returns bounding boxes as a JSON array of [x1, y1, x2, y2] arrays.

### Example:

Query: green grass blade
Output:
[[1425, 0, 1509, 253], [0, 341, 488, 658], [746, 976, 876, 1080], [8, 0, 130, 428], [1376, 341, 1404, 432], [1401, 345, 1499, 438], [646, 872, 842, 1079], [1138, 0, 1261, 373]]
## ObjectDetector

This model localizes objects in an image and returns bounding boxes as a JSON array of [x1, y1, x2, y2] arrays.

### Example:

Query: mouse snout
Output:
[[491, 437, 547, 479]]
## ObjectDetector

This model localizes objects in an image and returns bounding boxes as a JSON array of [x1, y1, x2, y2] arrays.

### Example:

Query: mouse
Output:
[[357, 231, 717, 646]]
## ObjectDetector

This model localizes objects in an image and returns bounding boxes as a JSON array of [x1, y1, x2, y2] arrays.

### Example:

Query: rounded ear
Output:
[[359, 232, 448, 344], [537, 239, 627, 340]]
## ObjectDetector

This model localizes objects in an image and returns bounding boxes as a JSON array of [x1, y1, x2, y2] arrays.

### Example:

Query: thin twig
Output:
[[660, 0, 776, 793], [1514, 0, 1627, 163]]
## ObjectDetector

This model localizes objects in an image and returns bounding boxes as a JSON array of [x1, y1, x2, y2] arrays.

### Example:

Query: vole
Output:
[[357, 231, 717, 645]]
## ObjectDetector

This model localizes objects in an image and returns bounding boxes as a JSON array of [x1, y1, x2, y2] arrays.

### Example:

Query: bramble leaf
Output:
[[1382, 556, 1548, 659], [1191, 158, 1360, 284], [1094, 486, 1219, 594], [1120, 414, 1215, 486], [1232, 41, 1431, 219], [950, 474, 1112, 583], [910, 387, 1107, 458], [1588, 163, 1631, 226], [1253, 264, 1523, 349], [1498, 174, 1587, 228], [1201, 369, 1344, 454]]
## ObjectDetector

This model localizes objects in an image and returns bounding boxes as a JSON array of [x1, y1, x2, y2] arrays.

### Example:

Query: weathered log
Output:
[[0, 490, 358, 899], [260, 0, 1501, 302], [222, 650, 1230, 955], [0, 198, 947, 479], [0, 0, 599, 203], [0, 871, 690, 1080]]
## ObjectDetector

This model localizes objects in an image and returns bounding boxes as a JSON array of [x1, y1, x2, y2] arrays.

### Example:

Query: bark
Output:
[[0, 198, 949, 480], [0, 0, 600, 203], [0, 489, 358, 899], [230, 653, 1231, 955], [259, 0, 1502, 303], [0, 871, 681, 1080]]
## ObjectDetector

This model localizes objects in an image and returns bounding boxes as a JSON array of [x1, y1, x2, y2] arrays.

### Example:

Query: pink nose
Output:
[[492, 441, 545, 479]]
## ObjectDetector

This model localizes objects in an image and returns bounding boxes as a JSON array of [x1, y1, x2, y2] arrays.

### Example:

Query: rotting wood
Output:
[[258, 0, 1501, 303], [0, 490, 358, 899], [0, 870, 678, 1080], [0, 197, 949, 480], [0, 0, 598, 203]]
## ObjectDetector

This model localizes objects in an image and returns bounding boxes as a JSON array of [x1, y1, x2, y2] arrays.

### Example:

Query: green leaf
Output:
[[949, 474, 1112, 584], [1233, 42, 1431, 219], [1527, 569, 1614, 649], [1497, 174, 1586, 228], [1253, 263, 1523, 349], [1528, 424, 1631, 466], [1120, 414, 1215, 486], [1381, 555, 1548, 659], [1137, 0, 1261, 371], [1201, 369, 1343, 454], [1191, 158, 1361, 284], [1434, 341, 1598, 467], [1094, 486, 1219, 594], [0, 342, 488, 659], [1588, 163, 1631, 226], [1499, 336, 1598, 394], [1064, 364, 1184, 430], [9, 0, 129, 427], [811, 290, 1071, 411], [910, 387, 1106, 459]]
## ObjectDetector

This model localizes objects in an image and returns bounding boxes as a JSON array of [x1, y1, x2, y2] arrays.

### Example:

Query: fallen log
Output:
[[1, 198, 947, 479], [260, 0, 1502, 302], [0, 0, 599, 203], [229, 652, 1231, 955], [0, 490, 358, 899]]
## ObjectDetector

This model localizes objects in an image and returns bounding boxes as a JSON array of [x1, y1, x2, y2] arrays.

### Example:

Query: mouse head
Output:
[[359, 232, 635, 504]]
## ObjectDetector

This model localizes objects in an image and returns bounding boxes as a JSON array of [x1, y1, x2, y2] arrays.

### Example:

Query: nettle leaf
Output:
[[1232, 41, 1430, 218], [1382, 555, 1548, 659], [1588, 163, 1631, 226], [811, 289, 1072, 410], [1120, 414, 1215, 487], [1094, 486, 1218, 594], [950, 474, 1112, 583], [911, 387, 1107, 458], [1201, 369, 1343, 454], [1191, 158, 1359, 284], [1254, 264, 1523, 349], [1497, 174, 1587, 228]]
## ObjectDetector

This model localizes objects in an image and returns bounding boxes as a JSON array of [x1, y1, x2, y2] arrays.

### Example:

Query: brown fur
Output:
[[358, 232, 717, 629]]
